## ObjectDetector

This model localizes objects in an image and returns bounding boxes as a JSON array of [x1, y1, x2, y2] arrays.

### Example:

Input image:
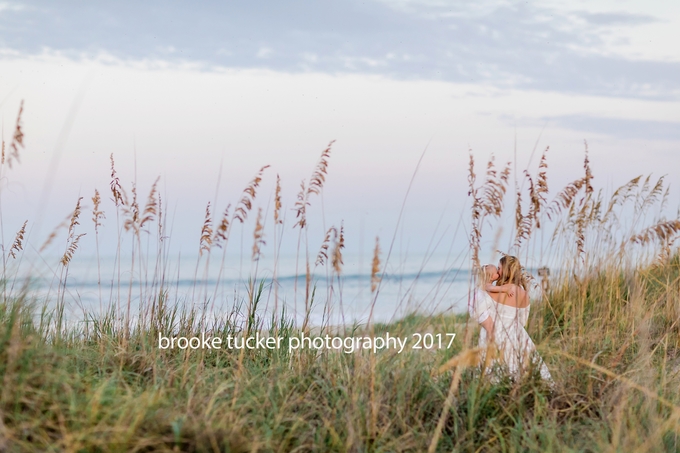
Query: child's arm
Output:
[[485, 283, 515, 298]]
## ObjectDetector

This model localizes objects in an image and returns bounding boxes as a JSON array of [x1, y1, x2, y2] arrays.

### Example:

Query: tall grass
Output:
[[0, 104, 679, 451]]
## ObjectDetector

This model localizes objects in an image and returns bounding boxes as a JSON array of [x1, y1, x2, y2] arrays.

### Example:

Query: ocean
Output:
[[7, 251, 475, 327]]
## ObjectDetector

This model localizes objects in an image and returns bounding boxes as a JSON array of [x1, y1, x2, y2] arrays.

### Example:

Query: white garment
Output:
[[469, 288, 493, 324], [474, 290, 552, 382]]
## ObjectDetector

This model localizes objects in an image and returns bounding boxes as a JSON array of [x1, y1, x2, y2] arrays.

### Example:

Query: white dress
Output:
[[473, 289, 552, 382]]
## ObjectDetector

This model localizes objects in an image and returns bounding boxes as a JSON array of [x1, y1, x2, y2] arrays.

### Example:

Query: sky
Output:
[[0, 0, 679, 272]]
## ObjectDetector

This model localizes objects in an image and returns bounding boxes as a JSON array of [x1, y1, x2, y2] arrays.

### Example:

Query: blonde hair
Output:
[[497, 255, 527, 290], [477, 264, 494, 289]]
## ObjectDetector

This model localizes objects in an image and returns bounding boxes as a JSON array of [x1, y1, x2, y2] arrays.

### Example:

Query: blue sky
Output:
[[0, 0, 679, 267]]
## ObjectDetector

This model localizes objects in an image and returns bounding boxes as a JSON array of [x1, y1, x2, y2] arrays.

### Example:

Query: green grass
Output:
[[1, 137, 679, 451], [1, 255, 679, 452]]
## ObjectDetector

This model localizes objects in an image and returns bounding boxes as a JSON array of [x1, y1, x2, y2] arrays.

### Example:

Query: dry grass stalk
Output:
[[294, 180, 308, 229], [39, 221, 66, 253], [659, 185, 670, 214], [91, 189, 105, 233], [294, 142, 336, 230], [58, 197, 87, 265], [61, 233, 85, 266], [332, 223, 345, 274], [109, 154, 127, 207], [315, 226, 336, 266], [68, 197, 83, 239], [212, 205, 231, 248], [603, 175, 642, 223], [234, 165, 269, 223], [157, 193, 164, 240], [547, 178, 585, 221], [6, 100, 24, 169], [199, 202, 213, 256], [468, 152, 512, 265], [631, 220, 680, 245], [274, 174, 282, 225], [637, 175, 665, 216], [481, 156, 512, 218], [573, 150, 596, 258], [437, 348, 484, 374], [251, 208, 265, 261], [514, 187, 529, 248], [307, 140, 334, 197], [583, 142, 594, 195], [515, 149, 549, 247], [371, 237, 381, 292], [8, 220, 27, 259], [122, 183, 140, 233], [139, 177, 160, 230], [529, 147, 549, 229], [428, 349, 480, 453], [467, 152, 481, 266]]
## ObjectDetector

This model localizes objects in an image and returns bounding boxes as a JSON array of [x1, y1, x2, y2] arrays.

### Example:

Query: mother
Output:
[[479, 255, 552, 382]]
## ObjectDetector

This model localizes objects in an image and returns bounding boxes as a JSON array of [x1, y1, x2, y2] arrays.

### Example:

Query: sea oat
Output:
[[40, 223, 65, 253], [547, 178, 585, 221], [514, 186, 534, 248], [468, 153, 510, 264], [639, 176, 665, 215], [213, 205, 231, 248], [631, 220, 680, 245], [68, 197, 83, 239], [122, 183, 140, 233], [274, 174, 283, 225], [293, 180, 308, 229], [234, 165, 269, 223], [91, 189, 105, 234], [528, 147, 549, 228], [8, 221, 27, 259], [61, 233, 86, 266], [157, 193, 164, 240], [467, 152, 482, 266], [307, 140, 334, 197], [251, 208, 265, 261], [315, 227, 336, 266], [199, 202, 213, 256], [6, 100, 24, 169], [481, 156, 511, 218], [602, 175, 642, 224], [332, 222, 345, 274], [139, 177, 160, 230], [109, 154, 127, 207], [583, 141, 594, 195], [371, 237, 381, 292]]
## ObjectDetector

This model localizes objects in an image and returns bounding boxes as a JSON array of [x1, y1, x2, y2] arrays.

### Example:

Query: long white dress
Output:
[[473, 289, 552, 382]]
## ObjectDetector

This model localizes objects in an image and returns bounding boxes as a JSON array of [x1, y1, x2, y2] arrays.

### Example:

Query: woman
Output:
[[481, 256, 552, 382], [470, 264, 504, 348]]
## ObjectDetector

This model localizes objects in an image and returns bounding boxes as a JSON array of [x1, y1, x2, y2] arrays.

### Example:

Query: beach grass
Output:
[[0, 111, 679, 451], [1, 256, 679, 452]]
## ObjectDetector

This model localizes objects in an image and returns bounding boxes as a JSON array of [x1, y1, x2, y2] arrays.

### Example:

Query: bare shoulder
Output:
[[515, 286, 530, 308]]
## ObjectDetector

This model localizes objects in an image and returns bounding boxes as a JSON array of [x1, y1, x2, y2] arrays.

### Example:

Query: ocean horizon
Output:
[[5, 251, 483, 327]]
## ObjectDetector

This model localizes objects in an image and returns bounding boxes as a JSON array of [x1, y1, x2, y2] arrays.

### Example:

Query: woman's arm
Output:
[[485, 283, 515, 298]]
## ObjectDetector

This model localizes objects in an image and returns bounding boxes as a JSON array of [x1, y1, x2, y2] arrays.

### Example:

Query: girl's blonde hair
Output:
[[477, 264, 494, 289], [497, 255, 527, 290]]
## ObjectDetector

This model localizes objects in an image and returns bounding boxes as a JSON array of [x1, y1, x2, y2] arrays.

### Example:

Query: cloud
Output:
[[575, 11, 658, 26], [0, 2, 26, 13], [546, 115, 680, 141], [0, 0, 678, 100]]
